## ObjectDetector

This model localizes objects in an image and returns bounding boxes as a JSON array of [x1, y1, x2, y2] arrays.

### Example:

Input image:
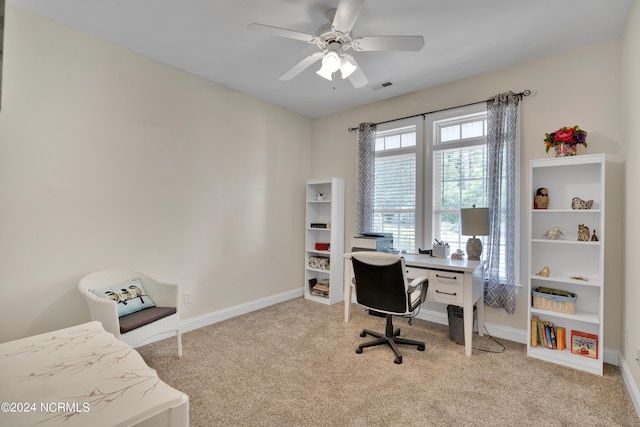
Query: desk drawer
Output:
[[427, 270, 464, 305], [405, 267, 428, 280]]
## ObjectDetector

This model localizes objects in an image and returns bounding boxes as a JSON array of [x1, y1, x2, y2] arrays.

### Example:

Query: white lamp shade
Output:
[[460, 207, 489, 237], [316, 66, 334, 81]]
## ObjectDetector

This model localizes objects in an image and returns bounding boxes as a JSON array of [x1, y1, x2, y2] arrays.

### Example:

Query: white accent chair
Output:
[[78, 269, 182, 357]]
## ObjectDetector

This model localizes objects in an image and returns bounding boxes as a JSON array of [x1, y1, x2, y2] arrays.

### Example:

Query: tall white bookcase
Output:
[[527, 153, 620, 375], [304, 178, 345, 305]]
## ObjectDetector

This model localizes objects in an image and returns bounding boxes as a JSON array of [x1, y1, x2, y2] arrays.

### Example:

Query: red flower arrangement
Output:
[[544, 125, 588, 153]]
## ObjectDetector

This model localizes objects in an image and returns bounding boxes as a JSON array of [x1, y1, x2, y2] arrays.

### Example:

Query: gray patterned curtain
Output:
[[356, 123, 376, 233], [484, 92, 520, 314]]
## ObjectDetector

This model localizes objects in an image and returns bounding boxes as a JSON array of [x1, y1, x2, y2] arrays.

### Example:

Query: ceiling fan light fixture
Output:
[[316, 64, 334, 81], [322, 50, 341, 72], [316, 50, 341, 80], [340, 55, 357, 79]]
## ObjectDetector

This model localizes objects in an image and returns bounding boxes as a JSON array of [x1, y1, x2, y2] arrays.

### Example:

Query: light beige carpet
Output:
[[137, 298, 639, 427]]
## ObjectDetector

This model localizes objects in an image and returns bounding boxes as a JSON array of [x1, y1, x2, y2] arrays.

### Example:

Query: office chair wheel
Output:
[[394, 356, 402, 364], [417, 345, 425, 351], [356, 347, 363, 354], [360, 331, 367, 337]]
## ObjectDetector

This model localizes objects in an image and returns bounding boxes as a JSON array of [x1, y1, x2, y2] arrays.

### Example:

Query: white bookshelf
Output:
[[304, 178, 345, 304], [527, 153, 620, 375]]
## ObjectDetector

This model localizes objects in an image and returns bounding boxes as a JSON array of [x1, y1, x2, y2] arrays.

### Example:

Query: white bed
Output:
[[0, 321, 188, 427]]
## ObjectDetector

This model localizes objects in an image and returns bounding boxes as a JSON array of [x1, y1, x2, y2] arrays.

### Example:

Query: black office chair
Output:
[[351, 252, 429, 364]]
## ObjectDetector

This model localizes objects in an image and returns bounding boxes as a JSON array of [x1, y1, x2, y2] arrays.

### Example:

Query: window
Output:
[[372, 120, 422, 253], [372, 105, 490, 253]]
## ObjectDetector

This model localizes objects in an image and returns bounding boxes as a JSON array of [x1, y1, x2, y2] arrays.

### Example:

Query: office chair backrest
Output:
[[351, 252, 408, 314]]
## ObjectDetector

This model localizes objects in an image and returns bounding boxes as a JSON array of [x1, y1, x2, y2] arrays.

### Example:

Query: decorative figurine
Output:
[[534, 188, 549, 209], [544, 226, 564, 240], [537, 266, 550, 277], [571, 276, 590, 282], [591, 230, 598, 241], [315, 192, 325, 201], [571, 197, 593, 210], [578, 224, 590, 241]]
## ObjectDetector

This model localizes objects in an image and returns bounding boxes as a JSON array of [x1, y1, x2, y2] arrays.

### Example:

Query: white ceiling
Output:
[[8, 0, 632, 118]]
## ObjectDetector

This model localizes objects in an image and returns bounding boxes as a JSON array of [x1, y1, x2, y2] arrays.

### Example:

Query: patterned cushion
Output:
[[90, 277, 156, 317]]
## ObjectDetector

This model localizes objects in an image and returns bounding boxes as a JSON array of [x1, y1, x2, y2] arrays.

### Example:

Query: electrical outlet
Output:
[[183, 291, 192, 305], [627, 328, 630, 348]]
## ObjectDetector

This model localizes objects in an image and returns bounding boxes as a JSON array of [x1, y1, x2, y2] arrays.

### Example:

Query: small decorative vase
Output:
[[554, 143, 577, 157]]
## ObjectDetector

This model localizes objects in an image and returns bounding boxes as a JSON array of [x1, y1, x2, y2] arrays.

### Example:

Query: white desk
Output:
[[343, 253, 485, 357]]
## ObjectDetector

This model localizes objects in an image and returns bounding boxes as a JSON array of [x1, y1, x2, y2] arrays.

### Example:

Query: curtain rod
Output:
[[347, 89, 531, 132]]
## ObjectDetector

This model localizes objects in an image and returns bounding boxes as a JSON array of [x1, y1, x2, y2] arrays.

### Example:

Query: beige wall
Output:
[[0, 6, 311, 342], [311, 39, 624, 351], [622, 0, 640, 393]]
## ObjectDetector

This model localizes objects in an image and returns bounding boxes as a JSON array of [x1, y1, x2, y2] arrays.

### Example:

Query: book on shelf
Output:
[[556, 327, 566, 351], [310, 278, 330, 298], [571, 330, 598, 359], [532, 319, 566, 350]]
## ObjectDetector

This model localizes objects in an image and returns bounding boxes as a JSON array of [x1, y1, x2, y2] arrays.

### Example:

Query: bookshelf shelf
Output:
[[528, 346, 602, 376], [530, 307, 600, 325]]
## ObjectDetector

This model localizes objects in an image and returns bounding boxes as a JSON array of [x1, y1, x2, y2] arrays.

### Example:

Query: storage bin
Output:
[[532, 287, 577, 314], [308, 256, 330, 270]]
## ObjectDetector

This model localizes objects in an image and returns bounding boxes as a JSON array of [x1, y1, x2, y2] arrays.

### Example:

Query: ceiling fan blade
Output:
[[332, 0, 365, 34], [352, 36, 425, 52], [248, 23, 318, 44], [279, 51, 324, 81], [347, 62, 368, 88]]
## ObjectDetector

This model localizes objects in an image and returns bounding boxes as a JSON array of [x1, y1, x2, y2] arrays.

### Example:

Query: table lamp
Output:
[[460, 206, 489, 260]]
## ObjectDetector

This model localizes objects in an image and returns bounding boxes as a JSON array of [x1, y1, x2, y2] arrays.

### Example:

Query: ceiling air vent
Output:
[[370, 81, 394, 91]]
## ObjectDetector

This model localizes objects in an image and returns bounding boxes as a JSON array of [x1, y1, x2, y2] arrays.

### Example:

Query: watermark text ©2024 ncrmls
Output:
[[1, 401, 91, 413]]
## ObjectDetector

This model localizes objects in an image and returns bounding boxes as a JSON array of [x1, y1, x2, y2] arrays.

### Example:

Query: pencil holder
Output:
[[432, 244, 450, 258]]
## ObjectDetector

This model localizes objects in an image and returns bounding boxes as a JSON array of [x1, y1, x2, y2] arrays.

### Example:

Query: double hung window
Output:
[[372, 104, 492, 253]]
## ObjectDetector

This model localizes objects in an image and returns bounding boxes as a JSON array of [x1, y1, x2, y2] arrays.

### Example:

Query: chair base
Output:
[[356, 314, 425, 364]]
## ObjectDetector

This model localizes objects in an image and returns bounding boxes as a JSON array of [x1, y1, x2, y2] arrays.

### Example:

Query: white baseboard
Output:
[[180, 288, 304, 333], [619, 353, 640, 419], [413, 308, 527, 345], [414, 308, 620, 365], [136, 288, 303, 347]]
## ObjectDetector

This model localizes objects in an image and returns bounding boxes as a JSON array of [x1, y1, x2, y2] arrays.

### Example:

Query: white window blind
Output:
[[373, 122, 419, 253], [432, 145, 487, 251], [373, 153, 416, 253]]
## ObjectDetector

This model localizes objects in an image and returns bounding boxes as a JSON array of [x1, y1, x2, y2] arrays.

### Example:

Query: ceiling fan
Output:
[[248, 0, 425, 88]]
